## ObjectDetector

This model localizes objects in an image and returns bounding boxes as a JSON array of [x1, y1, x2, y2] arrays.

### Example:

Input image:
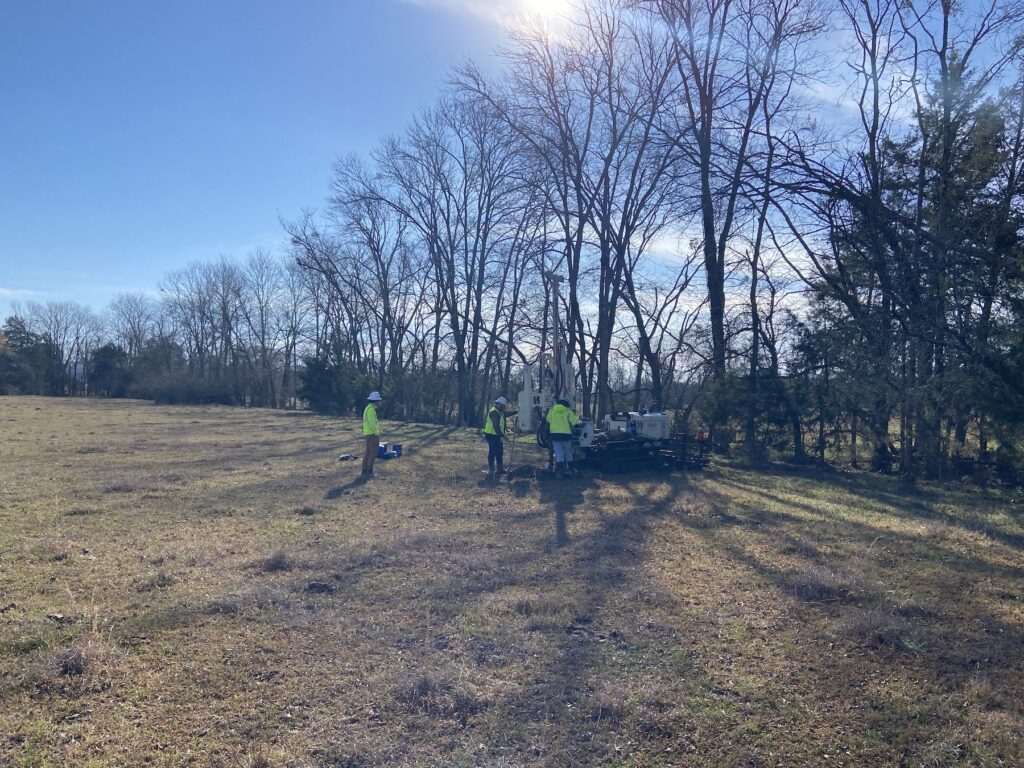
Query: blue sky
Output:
[[0, 0, 525, 319]]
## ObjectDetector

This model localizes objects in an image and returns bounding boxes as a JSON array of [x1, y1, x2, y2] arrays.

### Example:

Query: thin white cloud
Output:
[[395, 0, 573, 27], [0, 287, 38, 298], [396, 0, 523, 24]]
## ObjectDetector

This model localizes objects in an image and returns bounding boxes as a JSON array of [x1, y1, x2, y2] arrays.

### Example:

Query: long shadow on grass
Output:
[[728, 465, 1024, 551], [391, 424, 461, 453], [715, 473, 1024, 581], [536, 474, 586, 547], [123, 410, 366, 474], [684, 471, 1024, 752], [83, 435, 1024, 764], [15, 403, 1024, 763], [829, 471, 1024, 550], [325, 475, 370, 499], [477, 472, 697, 763], [275, 472, 697, 763]]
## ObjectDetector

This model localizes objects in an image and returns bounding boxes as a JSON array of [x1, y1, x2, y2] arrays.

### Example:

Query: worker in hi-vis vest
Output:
[[361, 391, 383, 477], [546, 398, 579, 476], [483, 396, 517, 481]]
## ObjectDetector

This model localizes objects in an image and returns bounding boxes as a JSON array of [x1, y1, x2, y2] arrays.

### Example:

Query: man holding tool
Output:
[[483, 396, 516, 481]]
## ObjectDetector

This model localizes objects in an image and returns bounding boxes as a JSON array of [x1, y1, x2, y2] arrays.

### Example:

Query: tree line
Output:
[[2, 0, 1023, 479]]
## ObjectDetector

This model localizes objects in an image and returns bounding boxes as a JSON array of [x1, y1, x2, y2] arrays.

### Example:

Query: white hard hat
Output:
[[494, 396, 508, 405], [367, 391, 383, 401]]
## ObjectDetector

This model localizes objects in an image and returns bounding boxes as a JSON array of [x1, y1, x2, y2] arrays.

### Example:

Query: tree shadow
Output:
[[395, 424, 462, 452], [510, 479, 532, 498], [675, 469, 1024, 728], [537, 475, 588, 547], [34, 400, 1024, 765], [710, 472, 1024, 581]]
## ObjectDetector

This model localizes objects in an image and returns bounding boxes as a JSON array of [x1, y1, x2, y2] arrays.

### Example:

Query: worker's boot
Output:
[[497, 461, 505, 478], [486, 467, 495, 482]]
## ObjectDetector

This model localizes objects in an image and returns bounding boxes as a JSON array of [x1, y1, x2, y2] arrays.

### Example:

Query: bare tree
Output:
[[238, 249, 285, 407], [107, 292, 156, 363], [341, 96, 536, 424], [23, 300, 101, 395]]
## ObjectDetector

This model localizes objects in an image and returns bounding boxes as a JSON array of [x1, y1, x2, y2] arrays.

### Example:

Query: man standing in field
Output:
[[362, 391, 383, 478], [546, 397, 579, 476], [483, 396, 516, 481]]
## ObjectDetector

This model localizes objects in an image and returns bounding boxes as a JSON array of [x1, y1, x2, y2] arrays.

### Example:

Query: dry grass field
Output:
[[1, 396, 1023, 767]]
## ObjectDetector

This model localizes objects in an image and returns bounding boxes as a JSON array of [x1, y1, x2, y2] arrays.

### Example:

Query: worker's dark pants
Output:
[[486, 435, 504, 471]]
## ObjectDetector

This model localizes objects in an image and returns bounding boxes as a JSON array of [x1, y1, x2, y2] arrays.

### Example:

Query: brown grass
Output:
[[260, 551, 293, 573], [1, 395, 1022, 766]]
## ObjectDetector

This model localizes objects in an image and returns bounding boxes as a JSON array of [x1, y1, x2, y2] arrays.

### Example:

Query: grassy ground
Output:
[[1, 396, 1022, 767]]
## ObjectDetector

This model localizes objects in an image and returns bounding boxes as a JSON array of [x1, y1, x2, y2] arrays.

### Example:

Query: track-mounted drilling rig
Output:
[[517, 272, 708, 473]]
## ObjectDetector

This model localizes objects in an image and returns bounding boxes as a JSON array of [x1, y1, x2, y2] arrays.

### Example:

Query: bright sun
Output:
[[521, 0, 573, 20]]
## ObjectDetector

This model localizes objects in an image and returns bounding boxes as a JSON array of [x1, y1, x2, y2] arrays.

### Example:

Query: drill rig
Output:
[[516, 273, 592, 442], [517, 273, 707, 473]]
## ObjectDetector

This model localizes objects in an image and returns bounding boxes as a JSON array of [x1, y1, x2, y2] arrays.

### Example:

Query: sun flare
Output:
[[521, 0, 573, 21]]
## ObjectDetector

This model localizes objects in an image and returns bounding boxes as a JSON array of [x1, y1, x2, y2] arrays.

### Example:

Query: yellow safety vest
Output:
[[484, 406, 505, 436], [362, 403, 379, 436], [546, 403, 578, 435]]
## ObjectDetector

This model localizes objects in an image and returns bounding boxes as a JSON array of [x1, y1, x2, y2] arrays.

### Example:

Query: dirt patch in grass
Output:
[[1, 396, 1022, 766]]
